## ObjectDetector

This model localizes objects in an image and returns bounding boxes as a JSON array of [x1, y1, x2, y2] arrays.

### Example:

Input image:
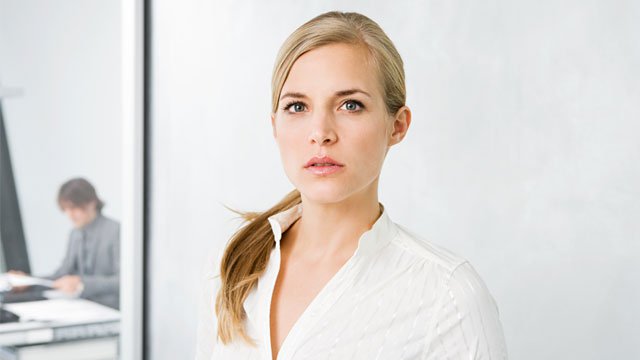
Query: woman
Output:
[[197, 11, 507, 360]]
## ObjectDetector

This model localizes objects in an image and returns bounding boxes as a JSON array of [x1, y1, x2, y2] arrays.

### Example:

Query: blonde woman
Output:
[[196, 11, 507, 360]]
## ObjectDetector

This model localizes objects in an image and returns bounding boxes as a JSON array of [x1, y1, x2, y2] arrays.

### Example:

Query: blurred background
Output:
[[0, 0, 122, 277], [148, 1, 639, 359], [0, 1, 123, 358]]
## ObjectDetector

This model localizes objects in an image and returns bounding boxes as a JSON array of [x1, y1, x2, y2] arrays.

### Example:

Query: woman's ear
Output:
[[271, 113, 277, 138], [388, 106, 412, 146]]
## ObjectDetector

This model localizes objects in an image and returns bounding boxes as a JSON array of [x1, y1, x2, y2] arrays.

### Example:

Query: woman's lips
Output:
[[304, 155, 345, 175], [305, 163, 344, 176]]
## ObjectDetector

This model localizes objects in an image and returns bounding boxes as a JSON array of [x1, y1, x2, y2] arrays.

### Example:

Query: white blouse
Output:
[[195, 203, 508, 359]]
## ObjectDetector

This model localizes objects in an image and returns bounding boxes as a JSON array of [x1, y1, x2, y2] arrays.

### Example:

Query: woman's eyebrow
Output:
[[279, 92, 308, 101], [280, 89, 371, 101], [335, 88, 371, 98]]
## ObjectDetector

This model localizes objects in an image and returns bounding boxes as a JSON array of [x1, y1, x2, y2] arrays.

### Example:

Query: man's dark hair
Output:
[[57, 177, 105, 213]]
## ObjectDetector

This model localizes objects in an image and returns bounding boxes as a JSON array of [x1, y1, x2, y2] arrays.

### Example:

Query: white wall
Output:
[[150, 1, 640, 359], [0, 0, 122, 275]]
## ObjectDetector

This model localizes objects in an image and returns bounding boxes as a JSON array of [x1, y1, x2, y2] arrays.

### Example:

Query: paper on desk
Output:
[[2, 273, 54, 288], [42, 289, 79, 300], [0, 277, 10, 292], [4, 298, 120, 323]]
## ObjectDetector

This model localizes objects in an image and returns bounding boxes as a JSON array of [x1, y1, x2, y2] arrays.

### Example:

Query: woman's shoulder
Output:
[[388, 223, 507, 357], [390, 222, 469, 277], [390, 223, 503, 318]]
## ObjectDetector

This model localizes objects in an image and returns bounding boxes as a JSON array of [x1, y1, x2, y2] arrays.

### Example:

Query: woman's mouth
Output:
[[304, 155, 345, 176]]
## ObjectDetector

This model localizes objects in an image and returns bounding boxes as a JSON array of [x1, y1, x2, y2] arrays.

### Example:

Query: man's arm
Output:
[[42, 230, 80, 280], [79, 223, 120, 298]]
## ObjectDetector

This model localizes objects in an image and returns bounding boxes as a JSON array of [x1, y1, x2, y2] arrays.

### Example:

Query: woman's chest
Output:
[[214, 270, 440, 360], [269, 256, 349, 354]]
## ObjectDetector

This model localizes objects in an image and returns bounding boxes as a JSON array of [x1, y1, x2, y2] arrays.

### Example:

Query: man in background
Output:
[[10, 177, 120, 309]]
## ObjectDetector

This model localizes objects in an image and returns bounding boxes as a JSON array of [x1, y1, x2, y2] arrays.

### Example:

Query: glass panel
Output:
[[0, 1, 123, 358]]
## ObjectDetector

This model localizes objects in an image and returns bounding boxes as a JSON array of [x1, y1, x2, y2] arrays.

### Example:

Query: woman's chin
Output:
[[297, 185, 351, 205]]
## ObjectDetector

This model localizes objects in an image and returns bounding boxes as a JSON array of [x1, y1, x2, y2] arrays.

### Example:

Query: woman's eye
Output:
[[340, 100, 363, 112], [284, 102, 306, 113]]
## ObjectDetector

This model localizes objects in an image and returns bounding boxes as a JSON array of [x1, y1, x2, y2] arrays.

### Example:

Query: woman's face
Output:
[[271, 43, 410, 205]]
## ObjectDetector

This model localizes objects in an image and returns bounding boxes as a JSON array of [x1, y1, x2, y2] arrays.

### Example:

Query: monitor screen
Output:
[[0, 99, 30, 274]]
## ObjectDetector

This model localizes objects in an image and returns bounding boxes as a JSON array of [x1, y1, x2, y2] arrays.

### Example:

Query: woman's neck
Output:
[[283, 187, 382, 261]]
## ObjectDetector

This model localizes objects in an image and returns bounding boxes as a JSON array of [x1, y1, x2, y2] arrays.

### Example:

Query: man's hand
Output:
[[7, 270, 27, 276], [7, 269, 29, 293], [53, 275, 83, 294]]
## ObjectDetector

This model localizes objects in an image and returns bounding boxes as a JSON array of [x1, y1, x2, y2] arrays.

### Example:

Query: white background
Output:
[[147, 1, 640, 359], [0, 0, 122, 275]]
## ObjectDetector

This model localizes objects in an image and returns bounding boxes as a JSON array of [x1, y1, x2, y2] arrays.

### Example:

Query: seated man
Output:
[[11, 178, 120, 309]]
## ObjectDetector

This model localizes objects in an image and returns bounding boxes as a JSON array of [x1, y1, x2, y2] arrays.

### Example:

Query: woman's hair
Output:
[[57, 177, 105, 213], [215, 11, 406, 345]]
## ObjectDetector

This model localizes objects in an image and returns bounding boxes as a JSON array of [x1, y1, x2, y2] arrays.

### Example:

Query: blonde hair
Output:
[[215, 11, 406, 345]]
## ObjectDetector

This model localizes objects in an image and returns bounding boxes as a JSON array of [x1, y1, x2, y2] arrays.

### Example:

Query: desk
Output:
[[0, 298, 120, 360]]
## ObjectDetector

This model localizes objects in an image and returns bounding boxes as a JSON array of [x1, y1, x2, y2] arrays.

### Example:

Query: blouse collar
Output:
[[266, 202, 397, 257], [242, 202, 399, 340]]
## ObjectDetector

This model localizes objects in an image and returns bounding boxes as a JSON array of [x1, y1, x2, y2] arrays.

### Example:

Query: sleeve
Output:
[[80, 223, 120, 298], [42, 230, 79, 280], [195, 248, 224, 360], [422, 261, 508, 360]]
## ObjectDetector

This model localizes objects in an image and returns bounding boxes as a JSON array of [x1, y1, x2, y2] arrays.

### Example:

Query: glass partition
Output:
[[0, 1, 140, 358]]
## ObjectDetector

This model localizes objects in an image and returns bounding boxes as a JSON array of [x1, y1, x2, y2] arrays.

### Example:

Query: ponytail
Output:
[[215, 189, 301, 344]]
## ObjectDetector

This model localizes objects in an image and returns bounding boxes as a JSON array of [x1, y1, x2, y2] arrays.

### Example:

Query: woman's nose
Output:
[[308, 111, 338, 145]]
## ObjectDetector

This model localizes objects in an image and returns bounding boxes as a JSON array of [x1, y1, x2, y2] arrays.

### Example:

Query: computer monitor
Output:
[[0, 99, 31, 274], [0, 230, 5, 273]]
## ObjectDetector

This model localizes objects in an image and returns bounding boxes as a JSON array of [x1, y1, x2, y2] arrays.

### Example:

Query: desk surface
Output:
[[0, 298, 120, 347], [3, 298, 120, 324], [1, 286, 49, 304]]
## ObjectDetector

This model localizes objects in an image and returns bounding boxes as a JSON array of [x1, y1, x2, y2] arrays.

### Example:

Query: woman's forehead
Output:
[[281, 43, 382, 99]]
